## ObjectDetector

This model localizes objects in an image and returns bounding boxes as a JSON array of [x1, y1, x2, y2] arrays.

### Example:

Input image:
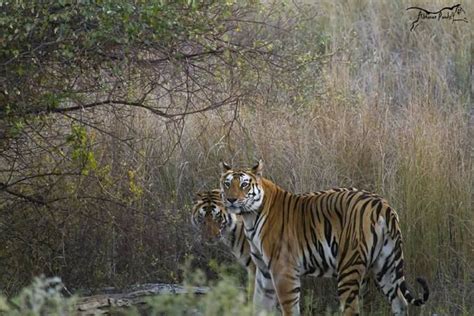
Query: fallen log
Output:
[[76, 283, 209, 315]]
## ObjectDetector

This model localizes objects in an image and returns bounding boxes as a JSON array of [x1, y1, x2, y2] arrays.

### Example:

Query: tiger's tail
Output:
[[400, 277, 430, 306], [386, 208, 430, 307]]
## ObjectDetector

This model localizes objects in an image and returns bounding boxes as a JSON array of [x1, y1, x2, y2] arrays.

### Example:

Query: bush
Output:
[[0, 276, 75, 316], [145, 267, 257, 316]]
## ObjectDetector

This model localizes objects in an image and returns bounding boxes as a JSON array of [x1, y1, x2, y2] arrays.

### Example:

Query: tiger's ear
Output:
[[252, 159, 264, 177], [193, 192, 205, 203], [220, 161, 232, 173]]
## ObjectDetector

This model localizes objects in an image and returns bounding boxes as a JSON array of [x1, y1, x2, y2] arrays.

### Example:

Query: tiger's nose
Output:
[[227, 198, 237, 203]]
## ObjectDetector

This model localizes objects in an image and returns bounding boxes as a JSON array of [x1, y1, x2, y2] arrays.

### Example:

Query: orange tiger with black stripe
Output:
[[219, 160, 429, 316], [191, 190, 256, 299]]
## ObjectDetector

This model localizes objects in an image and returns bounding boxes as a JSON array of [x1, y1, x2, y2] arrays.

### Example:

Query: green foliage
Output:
[[0, 0, 262, 120], [145, 263, 259, 316], [0, 276, 75, 316], [66, 124, 97, 175]]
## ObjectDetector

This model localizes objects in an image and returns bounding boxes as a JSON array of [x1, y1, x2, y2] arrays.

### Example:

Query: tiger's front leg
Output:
[[253, 266, 278, 314], [271, 264, 301, 316]]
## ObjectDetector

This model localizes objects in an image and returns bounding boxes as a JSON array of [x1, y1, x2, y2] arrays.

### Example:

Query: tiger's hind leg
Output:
[[337, 275, 362, 316], [373, 236, 408, 315]]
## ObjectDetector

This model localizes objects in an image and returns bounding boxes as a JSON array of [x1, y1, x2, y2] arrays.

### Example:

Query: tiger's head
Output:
[[191, 190, 235, 243], [219, 159, 265, 215]]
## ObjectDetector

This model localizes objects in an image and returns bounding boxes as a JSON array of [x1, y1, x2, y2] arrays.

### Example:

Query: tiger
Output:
[[191, 189, 256, 300], [219, 160, 429, 316]]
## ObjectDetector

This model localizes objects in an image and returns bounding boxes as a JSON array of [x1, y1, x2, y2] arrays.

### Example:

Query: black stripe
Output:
[[323, 215, 332, 246], [259, 268, 271, 279], [251, 251, 262, 261], [369, 224, 378, 265], [256, 278, 275, 295], [289, 286, 301, 294], [245, 256, 251, 267], [281, 296, 299, 307], [251, 212, 266, 240]]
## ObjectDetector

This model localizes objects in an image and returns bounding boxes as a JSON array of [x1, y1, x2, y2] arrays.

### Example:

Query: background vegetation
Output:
[[0, 0, 471, 315]]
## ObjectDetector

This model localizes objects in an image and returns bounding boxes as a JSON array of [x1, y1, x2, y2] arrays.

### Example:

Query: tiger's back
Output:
[[257, 187, 384, 278]]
